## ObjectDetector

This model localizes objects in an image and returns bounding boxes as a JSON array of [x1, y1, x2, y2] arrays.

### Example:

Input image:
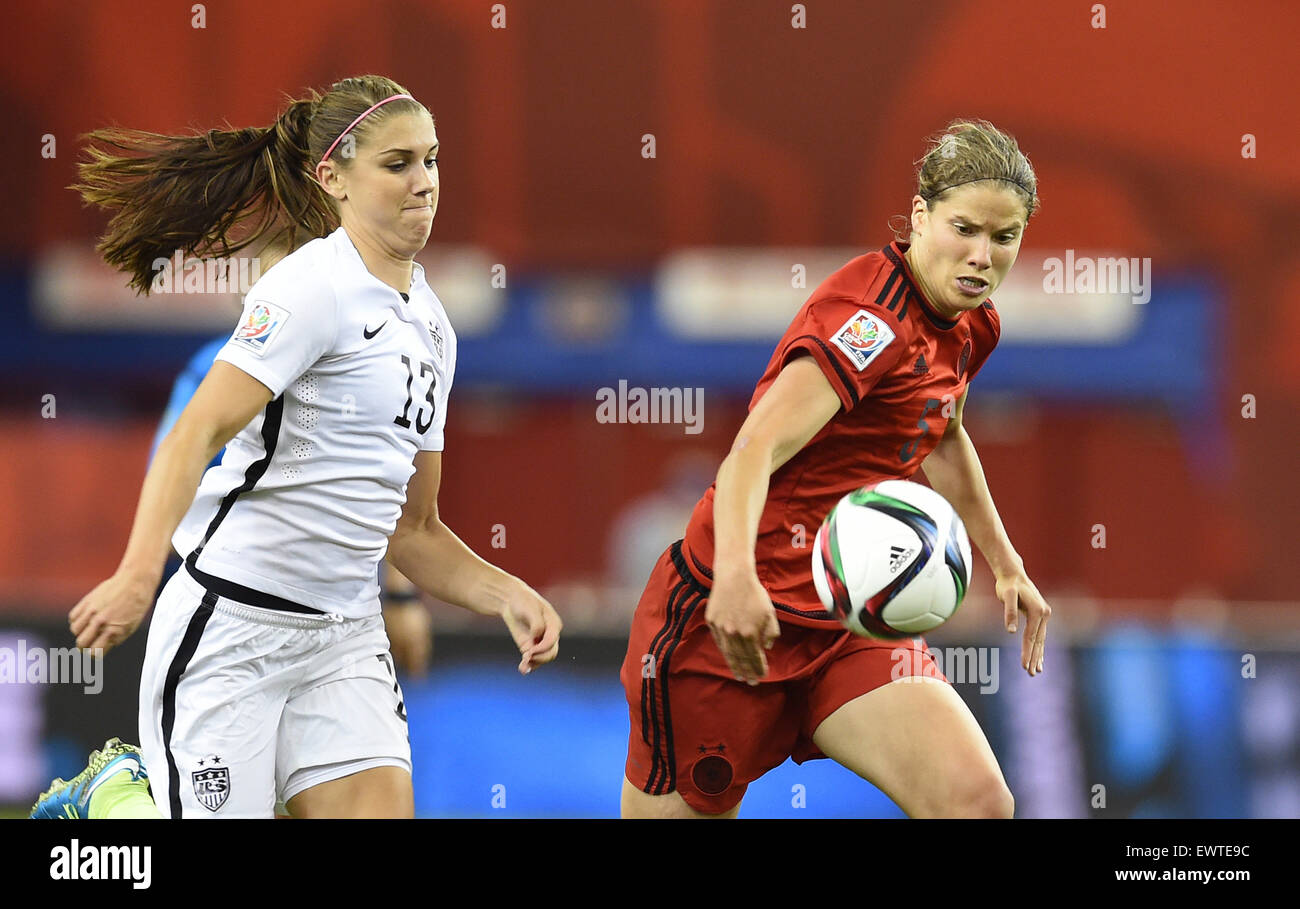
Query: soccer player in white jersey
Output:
[[35, 75, 561, 819]]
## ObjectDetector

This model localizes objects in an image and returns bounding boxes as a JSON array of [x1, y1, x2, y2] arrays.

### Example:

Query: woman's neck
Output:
[[343, 224, 413, 295]]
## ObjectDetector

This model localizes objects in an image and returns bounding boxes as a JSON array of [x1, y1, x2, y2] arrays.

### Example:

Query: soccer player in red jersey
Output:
[[621, 120, 1050, 818]]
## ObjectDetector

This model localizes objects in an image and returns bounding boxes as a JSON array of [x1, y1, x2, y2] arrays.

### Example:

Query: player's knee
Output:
[[950, 776, 1014, 819], [979, 781, 1014, 818], [910, 772, 1012, 819]]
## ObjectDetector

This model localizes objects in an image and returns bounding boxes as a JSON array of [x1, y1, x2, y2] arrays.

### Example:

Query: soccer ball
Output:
[[811, 480, 972, 638]]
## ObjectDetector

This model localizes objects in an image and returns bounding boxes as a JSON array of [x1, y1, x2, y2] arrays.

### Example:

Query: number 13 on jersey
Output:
[[394, 353, 437, 435]]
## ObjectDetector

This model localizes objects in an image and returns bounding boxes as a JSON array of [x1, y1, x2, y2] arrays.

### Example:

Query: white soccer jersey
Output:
[[171, 226, 457, 618]]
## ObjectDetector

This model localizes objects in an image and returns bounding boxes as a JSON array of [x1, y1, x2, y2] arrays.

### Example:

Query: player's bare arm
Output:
[[920, 387, 1050, 676], [388, 450, 561, 673], [709, 354, 842, 684], [70, 361, 273, 652]]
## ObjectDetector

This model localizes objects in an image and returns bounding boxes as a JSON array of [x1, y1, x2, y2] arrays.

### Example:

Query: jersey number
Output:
[[899, 397, 942, 463], [394, 354, 437, 435]]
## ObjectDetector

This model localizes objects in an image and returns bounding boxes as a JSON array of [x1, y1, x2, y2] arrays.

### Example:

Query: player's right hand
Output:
[[69, 570, 156, 653], [704, 568, 780, 686], [500, 578, 562, 675]]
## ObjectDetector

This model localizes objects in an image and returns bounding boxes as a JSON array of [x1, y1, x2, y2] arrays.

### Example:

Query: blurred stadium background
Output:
[[1, 0, 1297, 818]]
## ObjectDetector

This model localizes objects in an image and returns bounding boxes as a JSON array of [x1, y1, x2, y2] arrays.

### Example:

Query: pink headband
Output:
[[318, 93, 415, 165]]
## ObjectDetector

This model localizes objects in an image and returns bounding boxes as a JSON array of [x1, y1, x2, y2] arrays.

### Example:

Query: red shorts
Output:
[[621, 540, 947, 814]]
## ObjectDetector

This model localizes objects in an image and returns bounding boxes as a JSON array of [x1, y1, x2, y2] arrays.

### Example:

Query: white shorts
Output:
[[138, 567, 411, 818]]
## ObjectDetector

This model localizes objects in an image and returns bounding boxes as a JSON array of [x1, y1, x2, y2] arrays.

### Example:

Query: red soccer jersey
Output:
[[679, 240, 1000, 628]]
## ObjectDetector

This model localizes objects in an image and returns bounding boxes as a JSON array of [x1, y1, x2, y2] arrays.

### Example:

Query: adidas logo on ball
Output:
[[887, 545, 914, 574], [812, 480, 972, 639]]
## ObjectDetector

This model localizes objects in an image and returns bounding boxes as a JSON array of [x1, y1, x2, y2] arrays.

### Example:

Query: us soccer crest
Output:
[[427, 320, 445, 361], [192, 758, 230, 812]]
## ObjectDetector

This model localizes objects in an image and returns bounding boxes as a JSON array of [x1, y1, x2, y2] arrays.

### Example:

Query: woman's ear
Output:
[[910, 194, 929, 238], [314, 161, 347, 202]]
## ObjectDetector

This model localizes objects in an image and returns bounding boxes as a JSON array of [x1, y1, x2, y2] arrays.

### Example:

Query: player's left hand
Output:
[[996, 568, 1050, 676], [500, 578, 562, 674]]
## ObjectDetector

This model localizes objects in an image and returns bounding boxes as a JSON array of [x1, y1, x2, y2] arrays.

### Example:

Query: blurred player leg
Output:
[[812, 676, 1014, 818]]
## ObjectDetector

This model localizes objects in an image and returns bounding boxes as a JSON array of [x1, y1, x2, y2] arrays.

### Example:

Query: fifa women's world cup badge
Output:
[[232, 301, 291, 355], [831, 310, 896, 371]]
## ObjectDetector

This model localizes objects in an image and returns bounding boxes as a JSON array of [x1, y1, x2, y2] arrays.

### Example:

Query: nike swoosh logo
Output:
[[363, 320, 388, 340]]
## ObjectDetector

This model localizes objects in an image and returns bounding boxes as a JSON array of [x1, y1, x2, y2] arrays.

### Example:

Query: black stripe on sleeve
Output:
[[795, 335, 860, 409]]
